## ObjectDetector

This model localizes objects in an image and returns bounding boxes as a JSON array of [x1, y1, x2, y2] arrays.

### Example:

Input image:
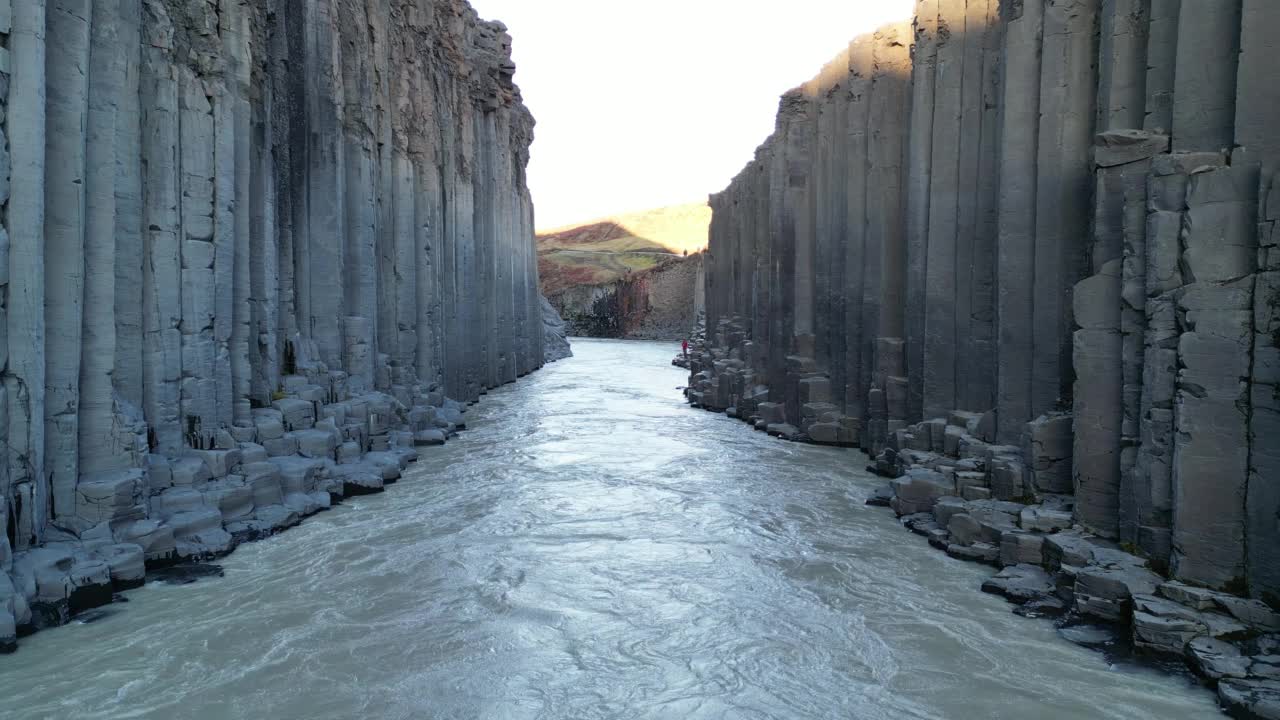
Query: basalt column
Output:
[[866, 23, 911, 448], [691, 0, 1280, 603], [0, 0, 545, 634], [1033, 0, 1098, 423], [810, 46, 851, 417], [1239, 0, 1280, 603], [921, 0, 999, 421], [838, 40, 866, 422], [994, 0, 1042, 444], [1073, 0, 1163, 539], [904, 0, 938, 426]]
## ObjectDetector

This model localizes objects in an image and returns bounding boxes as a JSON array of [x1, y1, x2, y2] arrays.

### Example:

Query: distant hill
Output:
[[537, 202, 710, 295]]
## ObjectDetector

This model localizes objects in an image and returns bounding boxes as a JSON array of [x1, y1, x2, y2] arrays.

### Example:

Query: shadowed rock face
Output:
[[0, 0, 542, 649], [690, 1, 1280, 610], [541, 295, 573, 363]]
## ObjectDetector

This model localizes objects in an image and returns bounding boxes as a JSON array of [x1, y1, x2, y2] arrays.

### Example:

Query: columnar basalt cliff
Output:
[[0, 0, 543, 651], [688, 3, 1280, 712]]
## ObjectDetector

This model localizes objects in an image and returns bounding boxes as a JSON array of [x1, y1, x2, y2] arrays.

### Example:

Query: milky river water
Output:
[[0, 339, 1219, 719]]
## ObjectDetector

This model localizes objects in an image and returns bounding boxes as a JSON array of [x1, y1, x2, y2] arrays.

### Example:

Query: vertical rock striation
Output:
[[1, 0, 543, 651], [689, 0, 1279, 615]]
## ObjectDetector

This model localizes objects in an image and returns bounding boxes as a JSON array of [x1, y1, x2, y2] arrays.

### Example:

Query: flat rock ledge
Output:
[[0, 363, 478, 654]]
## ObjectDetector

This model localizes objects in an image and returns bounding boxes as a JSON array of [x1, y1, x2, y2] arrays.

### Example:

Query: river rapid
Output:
[[0, 339, 1218, 719]]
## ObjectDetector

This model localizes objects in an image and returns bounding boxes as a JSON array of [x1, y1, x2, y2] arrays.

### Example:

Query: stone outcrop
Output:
[[0, 0, 543, 651], [688, 2, 1279, 710], [541, 295, 573, 363]]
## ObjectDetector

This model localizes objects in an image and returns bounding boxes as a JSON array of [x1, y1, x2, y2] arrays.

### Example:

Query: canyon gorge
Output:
[[0, 0, 558, 651], [687, 0, 1280, 715], [0, 0, 1277, 717]]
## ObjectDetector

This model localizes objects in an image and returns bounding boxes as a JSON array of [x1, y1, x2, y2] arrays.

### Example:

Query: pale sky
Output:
[[467, 0, 915, 230]]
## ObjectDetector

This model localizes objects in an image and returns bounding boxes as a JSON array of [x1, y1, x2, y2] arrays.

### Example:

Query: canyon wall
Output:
[[549, 254, 704, 340], [0, 0, 543, 649], [690, 0, 1279, 607]]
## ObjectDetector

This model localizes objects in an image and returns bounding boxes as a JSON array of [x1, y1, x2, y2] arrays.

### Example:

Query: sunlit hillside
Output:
[[537, 202, 710, 294]]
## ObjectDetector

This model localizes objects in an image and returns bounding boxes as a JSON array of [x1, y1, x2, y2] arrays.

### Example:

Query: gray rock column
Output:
[[1032, 0, 1099, 420], [1094, 132, 1169, 548], [179, 70, 218, 439], [44, 0, 91, 519], [1073, 260, 1124, 537], [0, 0, 10, 556], [791, 89, 815, 344], [345, 134, 377, 352], [1080, 132, 1167, 541], [1171, 163, 1257, 590], [415, 160, 442, 386], [904, 0, 938, 424], [854, 34, 885, 424], [1235, 0, 1280, 174], [5, 0, 47, 548], [440, 119, 461, 398], [869, 22, 912, 434], [342, 317, 374, 394], [812, 47, 848, 408], [304, 0, 346, 370], [1097, 0, 1151, 131], [471, 115, 493, 390], [956, 0, 999, 414], [843, 39, 871, 418], [250, 45, 279, 406], [112, 0, 144, 409], [1144, 0, 1180, 132], [1171, 0, 1241, 152], [140, 1, 183, 455], [393, 151, 418, 372], [1251, 270, 1280, 601], [922, 0, 961, 420], [1239, 1, 1280, 603], [213, 83, 236, 430], [750, 156, 770, 380], [80, 0, 128, 477], [994, 0, 1043, 443], [1133, 153, 1213, 567], [223, 0, 252, 428]]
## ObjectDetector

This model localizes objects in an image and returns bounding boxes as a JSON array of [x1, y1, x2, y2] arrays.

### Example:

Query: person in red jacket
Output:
[[682, 339, 689, 359]]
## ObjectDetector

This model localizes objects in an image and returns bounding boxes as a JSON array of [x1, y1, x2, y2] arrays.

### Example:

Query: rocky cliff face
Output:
[[690, 0, 1278, 634], [549, 254, 704, 340], [0, 0, 542, 650]]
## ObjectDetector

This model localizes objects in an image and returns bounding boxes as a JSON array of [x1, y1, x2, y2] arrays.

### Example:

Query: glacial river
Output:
[[0, 339, 1218, 719]]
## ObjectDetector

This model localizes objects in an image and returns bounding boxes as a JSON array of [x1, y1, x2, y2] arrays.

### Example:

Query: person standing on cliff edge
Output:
[[682, 339, 689, 359]]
